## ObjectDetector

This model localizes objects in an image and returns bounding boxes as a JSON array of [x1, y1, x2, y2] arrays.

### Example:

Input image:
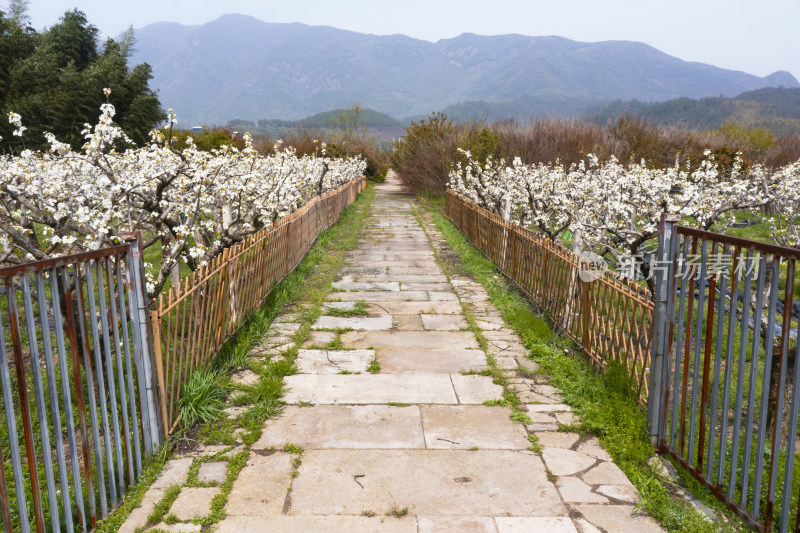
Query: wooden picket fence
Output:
[[151, 178, 366, 432], [445, 190, 654, 405]]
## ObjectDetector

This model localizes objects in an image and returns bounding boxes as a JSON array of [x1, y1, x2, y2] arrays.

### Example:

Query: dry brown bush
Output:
[[392, 112, 799, 195], [763, 135, 800, 167]]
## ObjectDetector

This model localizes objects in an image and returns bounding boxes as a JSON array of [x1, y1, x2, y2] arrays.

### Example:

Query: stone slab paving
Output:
[[379, 348, 487, 374], [340, 329, 479, 349], [254, 405, 426, 449], [283, 374, 459, 404], [420, 405, 529, 449], [215, 515, 417, 532], [290, 449, 564, 516], [295, 349, 375, 374], [120, 172, 662, 532], [312, 315, 394, 330]]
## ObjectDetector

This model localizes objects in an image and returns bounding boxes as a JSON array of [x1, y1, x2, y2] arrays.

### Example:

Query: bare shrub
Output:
[[391, 113, 460, 195], [763, 135, 800, 167], [494, 119, 609, 166]]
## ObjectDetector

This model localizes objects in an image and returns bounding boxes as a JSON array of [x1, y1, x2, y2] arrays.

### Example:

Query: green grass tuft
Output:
[[178, 369, 226, 428]]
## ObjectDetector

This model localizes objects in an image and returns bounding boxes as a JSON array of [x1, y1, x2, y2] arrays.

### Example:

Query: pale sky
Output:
[[20, 0, 800, 81]]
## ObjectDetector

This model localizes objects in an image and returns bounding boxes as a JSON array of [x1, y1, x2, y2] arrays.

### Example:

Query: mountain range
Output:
[[130, 14, 800, 126]]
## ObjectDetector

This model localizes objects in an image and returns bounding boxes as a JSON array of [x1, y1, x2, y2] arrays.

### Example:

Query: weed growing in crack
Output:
[[283, 442, 304, 455], [387, 505, 409, 518], [367, 358, 381, 373], [527, 434, 543, 454], [148, 485, 181, 523], [509, 410, 533, 425]]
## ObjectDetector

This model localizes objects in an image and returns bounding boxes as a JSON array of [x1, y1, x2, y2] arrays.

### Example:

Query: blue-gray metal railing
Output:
[[0, 235, 162, 532], [648, 214, 800, 532]]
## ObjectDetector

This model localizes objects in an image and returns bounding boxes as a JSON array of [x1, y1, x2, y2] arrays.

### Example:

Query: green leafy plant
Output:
[[178, 369, 226, 427]]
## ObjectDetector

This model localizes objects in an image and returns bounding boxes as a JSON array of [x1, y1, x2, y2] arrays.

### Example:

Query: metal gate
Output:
[[0, 234, 162, 532], [648, 215, 800, 532]]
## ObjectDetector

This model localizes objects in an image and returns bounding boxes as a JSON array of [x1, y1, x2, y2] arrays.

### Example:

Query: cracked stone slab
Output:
[[284, 374, 458, 404], [226, 453, 293, 516], [417, 516, 498, 532], [341, 330, 479, 350], [597, 484, 639, 503], [231, 369, 260, 386], [541, 448, 597, 476], [487, 342, 529, 358], [170, 487, 220, 520], [582, 461, 633, 486], [449, 374, 504, 404], [556, 476, 608, 503], [197, 461, 228, 484], [215, 516, 417, 532], [147, 524, 201, 532], [151, 457, 193, 490], [289, 449, 564, 517], [323, 301, 357, 310], [400, 283, 453, 291], [420, 314, 469, 331], [392, 314, 424, 330], [574, 505, 663, 532], [301, 330, 338, 348], [296, 349, 374, 374], [312, 316, 393, 331], [274, 314, 300, 323], [379, 348, 486, 374], [255, 405, 425, 449], [475, 319, 505, 331], [516, 358, 539, 374], [526, 404, 572, 413], [429, 291, 459, 301], [117, 488, 164, 533], [270, 322, 301, 335], [576, 438, 612, 462], [420, 405, 529, 450], [495, 517, 578, 532], [332, 281, 400, 291], [366, 302, 463, 315], [535, 432, 581, 449], [354, 275, 448, 283], [386, 266, 448, 275], [330, 291, 431, 301]]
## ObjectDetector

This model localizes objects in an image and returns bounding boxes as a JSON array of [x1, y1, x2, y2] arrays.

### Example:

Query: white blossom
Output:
[[0, 103, 366, 299]]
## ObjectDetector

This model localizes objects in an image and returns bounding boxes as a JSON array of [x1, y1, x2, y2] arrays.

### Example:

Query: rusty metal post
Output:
[[647, 213, 681, 447], [123, 232, 163, 452]]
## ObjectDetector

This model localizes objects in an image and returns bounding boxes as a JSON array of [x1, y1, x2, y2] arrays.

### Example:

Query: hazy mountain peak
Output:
[[129, 15, 799, 125]]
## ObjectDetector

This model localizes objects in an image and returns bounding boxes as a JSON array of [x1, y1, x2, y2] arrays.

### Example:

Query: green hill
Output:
[[590, 88, 800, 135]]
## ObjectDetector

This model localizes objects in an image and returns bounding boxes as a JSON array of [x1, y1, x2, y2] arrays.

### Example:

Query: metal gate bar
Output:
[[650, 218, 800, 532], [0, 236, 161, 532]]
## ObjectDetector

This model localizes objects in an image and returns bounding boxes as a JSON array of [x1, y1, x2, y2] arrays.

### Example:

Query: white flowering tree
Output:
[[449, 150, 777, 290], [0, 93, 366, 298], [760, 160, 800, 249]]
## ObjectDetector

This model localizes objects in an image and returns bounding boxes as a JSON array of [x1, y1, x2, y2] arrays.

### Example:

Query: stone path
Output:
[[121, 174, 663, 532]]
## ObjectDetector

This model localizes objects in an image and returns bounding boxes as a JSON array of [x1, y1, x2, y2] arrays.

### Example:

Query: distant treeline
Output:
[[0, 6, 164, 151], [590, 87, 800, 136], [227, 107, 404, 134], [231, 87, 800, 141]]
